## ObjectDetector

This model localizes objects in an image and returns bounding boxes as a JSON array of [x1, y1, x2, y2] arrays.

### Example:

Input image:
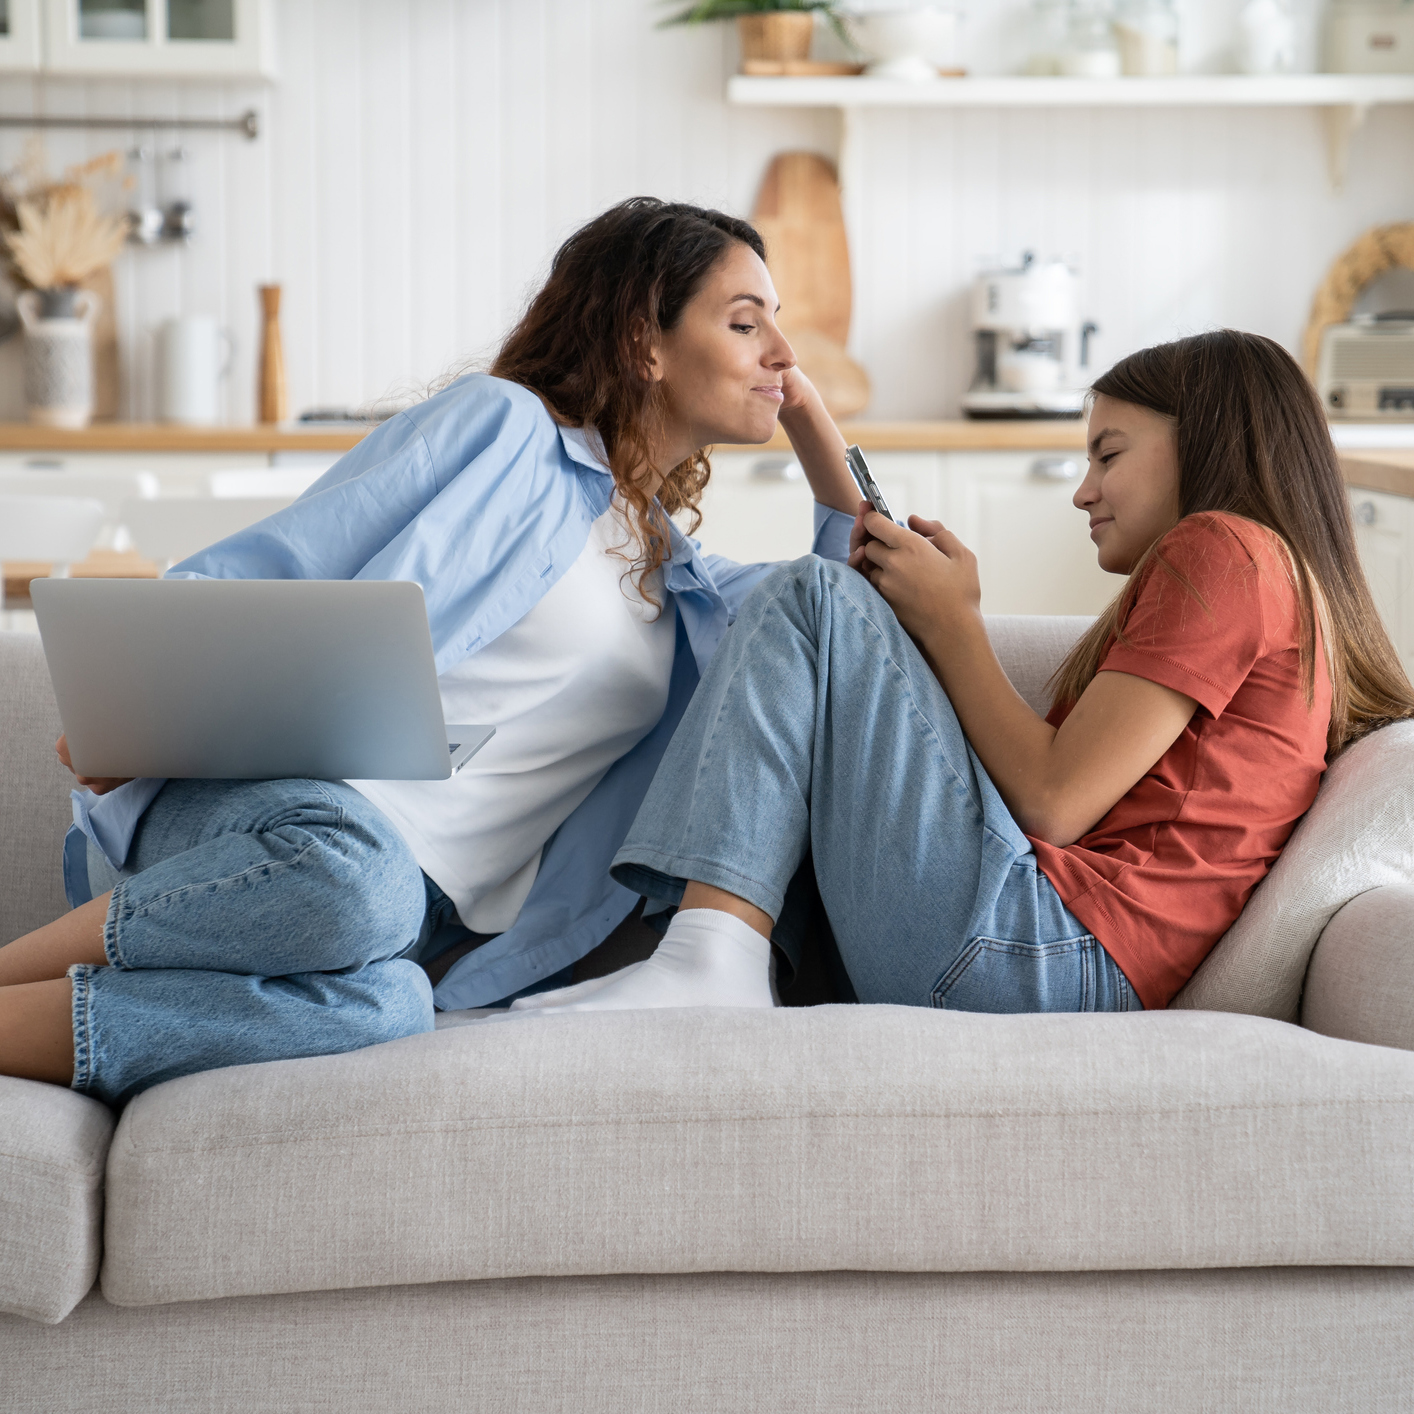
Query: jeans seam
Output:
[[68, 963, 94, 1093], [931, 932, 1101, 1009], [107, 801, 350, 967]]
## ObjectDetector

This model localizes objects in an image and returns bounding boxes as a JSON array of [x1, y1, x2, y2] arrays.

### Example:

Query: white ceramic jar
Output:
[[16, 288, 100, 430]]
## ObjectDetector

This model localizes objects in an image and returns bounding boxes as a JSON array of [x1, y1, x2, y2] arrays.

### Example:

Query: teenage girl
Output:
[[518, 330, 1414, 1016], [0, 198, 861, 1103]]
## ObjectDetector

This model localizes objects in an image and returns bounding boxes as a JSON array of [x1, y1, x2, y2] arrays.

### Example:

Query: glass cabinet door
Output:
[[44, 0, 273, 76], [0, 0, 43, 69]]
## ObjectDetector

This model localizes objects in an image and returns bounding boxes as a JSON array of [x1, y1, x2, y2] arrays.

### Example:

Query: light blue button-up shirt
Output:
[[64, 373, 853, 1008]]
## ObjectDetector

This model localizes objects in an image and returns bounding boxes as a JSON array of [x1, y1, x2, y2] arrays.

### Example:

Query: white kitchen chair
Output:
[[0, 494, 107, 631], [208, 466, 329, 499], [120, 496, 294, 569], [0, 470, 161, 553]]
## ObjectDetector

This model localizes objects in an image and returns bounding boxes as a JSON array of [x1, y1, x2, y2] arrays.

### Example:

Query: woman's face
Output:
[[649, 241, 797, 451], [1074, 393, 1182, 574]]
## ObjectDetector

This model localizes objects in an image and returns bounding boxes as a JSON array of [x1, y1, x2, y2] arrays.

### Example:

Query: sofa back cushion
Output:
[[0, 632, 72, 942], [1172, 722, 1414, 1021]]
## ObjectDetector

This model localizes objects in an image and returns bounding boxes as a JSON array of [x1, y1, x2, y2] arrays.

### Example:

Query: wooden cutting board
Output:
[[752, 152, 852, 347], [752, 152, 870, 417]]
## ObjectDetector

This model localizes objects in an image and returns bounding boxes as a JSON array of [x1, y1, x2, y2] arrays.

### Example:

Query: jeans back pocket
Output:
[[931, 933, 1106, 1014]]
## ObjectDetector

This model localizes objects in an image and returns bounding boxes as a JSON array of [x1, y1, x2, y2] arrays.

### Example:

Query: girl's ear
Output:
[[630, 317, 664, 385]]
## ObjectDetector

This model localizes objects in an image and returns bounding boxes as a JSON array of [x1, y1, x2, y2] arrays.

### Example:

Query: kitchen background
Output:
[[2, 0, 1412, 425]]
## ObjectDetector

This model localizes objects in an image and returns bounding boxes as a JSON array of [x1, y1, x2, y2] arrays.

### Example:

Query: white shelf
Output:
[[727, 73, 1414, 109]]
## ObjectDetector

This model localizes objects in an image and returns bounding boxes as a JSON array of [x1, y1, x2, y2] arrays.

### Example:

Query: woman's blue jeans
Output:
[[71, 777, 434, 1106], [612, 557, 1142, 1014]]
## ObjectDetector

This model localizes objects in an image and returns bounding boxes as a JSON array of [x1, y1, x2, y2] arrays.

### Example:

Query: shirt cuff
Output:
[[71, 777, 167, 871], [811, 503, 854, 564]]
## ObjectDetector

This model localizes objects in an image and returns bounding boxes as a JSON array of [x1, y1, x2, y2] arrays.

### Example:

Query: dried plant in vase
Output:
[[0, 147, 129, 426]]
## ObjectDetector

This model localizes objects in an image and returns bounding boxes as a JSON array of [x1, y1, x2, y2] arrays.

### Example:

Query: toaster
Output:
[[1317, 320, 1414, 420]]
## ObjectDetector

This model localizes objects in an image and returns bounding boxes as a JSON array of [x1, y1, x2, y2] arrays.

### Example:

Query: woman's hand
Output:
[[849, 511, 982, 644], [55, 735, 133, 796], [777, 362, 819, 416]]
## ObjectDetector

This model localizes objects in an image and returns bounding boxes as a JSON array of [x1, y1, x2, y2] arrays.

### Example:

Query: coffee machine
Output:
[[962, 253, 1097, 419]]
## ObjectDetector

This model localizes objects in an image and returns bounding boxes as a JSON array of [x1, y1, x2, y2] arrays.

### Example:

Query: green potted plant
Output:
[[660, 1, 844, 67]]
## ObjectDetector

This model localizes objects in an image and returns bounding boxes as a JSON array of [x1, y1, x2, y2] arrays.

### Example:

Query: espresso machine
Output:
[[962, 253, 1098, 419]]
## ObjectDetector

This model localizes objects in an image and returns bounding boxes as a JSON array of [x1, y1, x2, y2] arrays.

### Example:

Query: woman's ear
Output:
[[630, 316, 665, 385]]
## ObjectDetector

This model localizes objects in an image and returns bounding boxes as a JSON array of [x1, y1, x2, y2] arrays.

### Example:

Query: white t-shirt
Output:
[[351, 503, 676, 933]]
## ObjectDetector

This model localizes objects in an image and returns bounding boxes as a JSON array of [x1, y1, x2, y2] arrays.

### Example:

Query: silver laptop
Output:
[[31, 578, 494, 781]]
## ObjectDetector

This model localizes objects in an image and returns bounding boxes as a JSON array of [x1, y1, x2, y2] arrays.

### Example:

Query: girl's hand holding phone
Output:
[[849, 511, 982, 645]]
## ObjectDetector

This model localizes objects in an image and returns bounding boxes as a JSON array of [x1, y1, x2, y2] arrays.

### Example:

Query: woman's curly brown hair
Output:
[[490, 197, 765, 600]]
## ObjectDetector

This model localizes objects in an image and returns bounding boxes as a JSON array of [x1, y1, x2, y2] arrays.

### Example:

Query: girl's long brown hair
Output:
[[1051, 329, 1414, 755], [490, 197, 765, 598]]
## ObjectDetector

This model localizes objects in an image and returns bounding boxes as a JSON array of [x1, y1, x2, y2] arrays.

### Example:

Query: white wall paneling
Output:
[[1, 0, 1412, 425]]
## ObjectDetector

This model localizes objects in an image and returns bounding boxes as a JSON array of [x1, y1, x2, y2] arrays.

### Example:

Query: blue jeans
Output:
[[612, 557, 1142, 1014], [71, 778, 435, 1106]]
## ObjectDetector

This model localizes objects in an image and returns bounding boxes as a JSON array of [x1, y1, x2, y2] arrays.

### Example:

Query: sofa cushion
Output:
[[985, 615, 1094, 715], [1303, 885, 1414, 1051], [101, 1006, 1414, 1308], [0, 1076, 115, 1323], [0, 632, 74, 943], [1173, 722, 1414, 1022]]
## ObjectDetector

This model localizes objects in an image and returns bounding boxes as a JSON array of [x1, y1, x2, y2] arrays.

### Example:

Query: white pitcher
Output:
[[16, 288, 100, 430]]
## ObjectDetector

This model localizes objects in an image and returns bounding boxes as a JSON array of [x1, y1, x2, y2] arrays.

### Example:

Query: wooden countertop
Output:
[[0, 419, 1091, 455], [1341, 450, 1414, 500], [2, 422, 1409, 489], [0, 423, 369, 453]]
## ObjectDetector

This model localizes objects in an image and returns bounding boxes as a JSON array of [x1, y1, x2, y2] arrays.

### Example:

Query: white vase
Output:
[[17, 288, 100, 430]]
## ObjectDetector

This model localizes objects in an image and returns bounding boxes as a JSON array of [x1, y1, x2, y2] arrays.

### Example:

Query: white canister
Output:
[[157, 315, 234, 425], [17, 288, 100, 430]]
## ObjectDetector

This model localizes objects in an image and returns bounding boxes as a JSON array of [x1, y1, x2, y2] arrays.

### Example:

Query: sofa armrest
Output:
[[1302, 885, 1414, 1051]]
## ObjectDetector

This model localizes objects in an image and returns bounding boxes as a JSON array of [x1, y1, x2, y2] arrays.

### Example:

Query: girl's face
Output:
[[648, 242, 797, 452], [1074, 393, 1182, 574]]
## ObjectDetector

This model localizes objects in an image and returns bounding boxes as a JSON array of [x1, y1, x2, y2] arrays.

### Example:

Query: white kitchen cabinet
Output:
[[1349, 486, 1414, 678], [40, 0, 273, 77], [691, 446, 1113, 618], [943, 451, 1117, 617], [691, 450, 942, 568], [0, 0, 43, 69]]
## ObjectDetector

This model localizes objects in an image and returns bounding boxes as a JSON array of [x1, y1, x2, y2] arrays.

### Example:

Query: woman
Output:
[[518, 330, 1414, 1016], [0, 197, 860, 1103]]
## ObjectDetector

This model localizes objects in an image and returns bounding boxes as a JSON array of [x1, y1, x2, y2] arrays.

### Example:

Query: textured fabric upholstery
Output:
[[984, 614, 1093, 714], [0, 632, 72, 942], [1303, 885, 1414, 1051], [1173, 722, 1414, 1021], [102, 1006, 1414, 1307], [5, 1269, 1414, 1413], [0, 1076, 115, 1323]]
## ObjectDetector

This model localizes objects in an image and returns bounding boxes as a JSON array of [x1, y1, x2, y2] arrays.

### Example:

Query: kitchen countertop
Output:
[[2, 423, 1411, 491], [1341, 450, 1414, 500], [0, 420, 1092, 455]]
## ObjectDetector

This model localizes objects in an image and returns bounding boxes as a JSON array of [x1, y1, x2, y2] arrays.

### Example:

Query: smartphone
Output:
[[845, 444, 894, 522]]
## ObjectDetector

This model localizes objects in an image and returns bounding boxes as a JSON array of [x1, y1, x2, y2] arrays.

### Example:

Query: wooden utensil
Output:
[[752, 152, 852, 346], [752, 152, 871, 417], [257, 283, 288, 424]]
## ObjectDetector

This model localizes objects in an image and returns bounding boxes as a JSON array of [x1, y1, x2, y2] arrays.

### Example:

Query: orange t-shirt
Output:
[[1029, 512, 1332, 1009]]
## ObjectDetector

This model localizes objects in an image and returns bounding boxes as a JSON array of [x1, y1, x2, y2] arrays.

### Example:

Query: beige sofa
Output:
[[3, 621, 1413, 1413]]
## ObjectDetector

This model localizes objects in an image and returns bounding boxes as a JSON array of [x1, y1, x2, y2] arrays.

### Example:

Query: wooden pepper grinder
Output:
[[257, 283, 289, 424]]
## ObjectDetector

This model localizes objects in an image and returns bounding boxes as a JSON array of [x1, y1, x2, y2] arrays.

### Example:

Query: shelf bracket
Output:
[[1322, 102, 1370, 191]]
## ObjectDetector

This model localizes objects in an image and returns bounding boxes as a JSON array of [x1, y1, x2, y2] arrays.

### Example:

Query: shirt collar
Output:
[[558, 423, 613, 476]]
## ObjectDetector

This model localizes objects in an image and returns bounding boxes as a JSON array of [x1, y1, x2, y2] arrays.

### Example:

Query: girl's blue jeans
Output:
[[612, 557, 1143, 1015], [71, 777, 436, 1106]]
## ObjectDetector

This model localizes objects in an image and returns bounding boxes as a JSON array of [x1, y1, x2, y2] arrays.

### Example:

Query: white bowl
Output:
[[847, 8, 959, 80]]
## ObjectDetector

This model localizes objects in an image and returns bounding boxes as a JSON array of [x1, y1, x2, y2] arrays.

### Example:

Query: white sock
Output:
[[509, 962, 646, 1011], [522, 908, 775, 1013]]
